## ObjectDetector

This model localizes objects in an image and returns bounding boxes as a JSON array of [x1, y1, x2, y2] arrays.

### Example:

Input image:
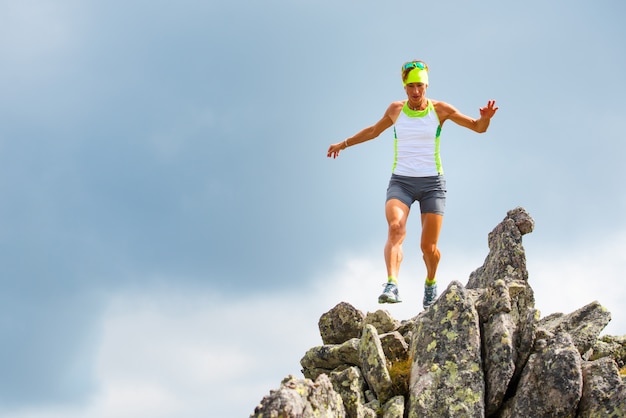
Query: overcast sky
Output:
[[1, 1, 625, 417]]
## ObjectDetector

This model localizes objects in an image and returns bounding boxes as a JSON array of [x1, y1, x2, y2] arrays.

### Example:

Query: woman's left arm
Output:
[[435, 100, 498, 133]]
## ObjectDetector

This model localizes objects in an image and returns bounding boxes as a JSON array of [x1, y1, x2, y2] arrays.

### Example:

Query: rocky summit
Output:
[[251, 207, 626, 417]]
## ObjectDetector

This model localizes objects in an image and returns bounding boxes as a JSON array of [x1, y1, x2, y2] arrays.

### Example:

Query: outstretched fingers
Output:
[[480, 100, 499, 119]]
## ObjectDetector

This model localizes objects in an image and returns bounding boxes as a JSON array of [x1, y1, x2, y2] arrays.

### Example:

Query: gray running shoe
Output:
[[378, 283, 402, 304], [423, 283, 438, 309]]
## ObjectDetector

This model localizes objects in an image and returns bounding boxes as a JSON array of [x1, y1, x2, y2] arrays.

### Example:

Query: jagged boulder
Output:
[[319, 301, 365, 345], [380, 331, 410, 396], [467, 207, 536, 329], [359, 324, 394, 404], [539, 300, 612, 355], [380, 332, 409, 363], [468, 208, 541, 415], [252, 208, 626, 418], [382, 395, 405, 417], [301, 338, 360, 380], [251, 374, 345, 418], [578, 357, 626, 417], [329, 366, 371, 418], [588, 335, 626, 367], [365, 309, 400, 335], [408, 281, 485, 417], [499, 331, 583, 417]]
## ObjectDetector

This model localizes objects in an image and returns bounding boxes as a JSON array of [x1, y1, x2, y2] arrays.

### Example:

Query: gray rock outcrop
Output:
[[408, 281, 484, 417], [252, 374, 345, 417], [251, 208, 626, 417]]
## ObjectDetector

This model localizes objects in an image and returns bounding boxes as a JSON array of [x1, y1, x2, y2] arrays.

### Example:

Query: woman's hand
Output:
[[479, 100, 499, 119], [327, 141, 346, 159]]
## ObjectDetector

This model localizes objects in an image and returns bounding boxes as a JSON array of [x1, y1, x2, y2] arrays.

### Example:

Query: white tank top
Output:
[[392, 100, 443, 177]]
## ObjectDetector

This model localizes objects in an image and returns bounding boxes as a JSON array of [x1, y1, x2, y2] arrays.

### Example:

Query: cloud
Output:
[[0, 1, 81, 66], [3, 286, 323, 418], [5, 225, 624, 418], [529, 230, 626, 336]]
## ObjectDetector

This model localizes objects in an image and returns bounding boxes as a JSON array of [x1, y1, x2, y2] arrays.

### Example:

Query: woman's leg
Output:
[[420, 212, 443, 280], [384, 198, 410, 280]]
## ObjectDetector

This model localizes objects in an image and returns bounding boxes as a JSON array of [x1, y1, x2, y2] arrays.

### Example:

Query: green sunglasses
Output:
[[402, 61, 427, 71]]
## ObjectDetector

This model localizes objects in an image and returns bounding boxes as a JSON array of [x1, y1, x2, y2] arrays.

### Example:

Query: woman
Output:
[[327, 60, 498, 309]]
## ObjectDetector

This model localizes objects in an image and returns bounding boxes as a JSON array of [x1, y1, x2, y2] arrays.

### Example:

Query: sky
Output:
[[0, 0, 625, 417]]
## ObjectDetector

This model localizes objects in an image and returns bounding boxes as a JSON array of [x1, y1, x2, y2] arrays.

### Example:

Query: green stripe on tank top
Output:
[[392, 126, 398, 172], [435, 124, 443, 174]]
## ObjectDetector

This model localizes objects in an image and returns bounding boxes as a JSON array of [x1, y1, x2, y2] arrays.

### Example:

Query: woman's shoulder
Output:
[[431, 99, 460, 123], [385, 100, 405, 122], [431, 99, 455, 110], [388, 100, 406, 114]]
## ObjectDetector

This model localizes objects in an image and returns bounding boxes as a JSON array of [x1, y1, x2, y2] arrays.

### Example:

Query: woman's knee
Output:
[[421, 242, 439, 257], [388, 221, 406, 241]]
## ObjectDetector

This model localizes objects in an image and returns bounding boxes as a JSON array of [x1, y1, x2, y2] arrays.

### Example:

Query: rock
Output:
[[251, 374, 345, 418], [467, 207, 536, 327], [364, 309, 400, 335], [319, 302, 366, 345], [467, 207, 534, 289], [359, 324, 394, 404], [361, 407, 377, 418], [578, 357, 626, 417], [475, 278, 511, 319], [382, 395, 405, 417], [482, 308, 516, 416], [512, 307, 540, 383], [408, 281, 485, 417], [363, 401, 379, 417], [364, 389, 376, 403], [380, 331, 409, 362], [329, 366, 368, 418], [588, 335, 626, 367], [253, 208, 626, 418], [465, 209, 543, 416], [300, 338, 360, 379], [476, 279, 541, 415], [380, 331, 411, 397], [500, 332, 583, 418], [539, 301, 612, 355]]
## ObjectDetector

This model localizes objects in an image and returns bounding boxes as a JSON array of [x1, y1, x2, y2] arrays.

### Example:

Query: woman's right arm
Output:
[[327, 102, 402, 159]]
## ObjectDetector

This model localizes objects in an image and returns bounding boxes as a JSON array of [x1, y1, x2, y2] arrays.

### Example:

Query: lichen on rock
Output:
[[252, 208, 626, 418]]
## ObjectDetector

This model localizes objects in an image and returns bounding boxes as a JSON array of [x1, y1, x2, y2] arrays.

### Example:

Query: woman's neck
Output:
[[407, 98, 427, 111]]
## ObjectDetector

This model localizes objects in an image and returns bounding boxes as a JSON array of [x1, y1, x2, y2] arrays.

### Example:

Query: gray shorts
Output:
[[386, 174, 447, 215]]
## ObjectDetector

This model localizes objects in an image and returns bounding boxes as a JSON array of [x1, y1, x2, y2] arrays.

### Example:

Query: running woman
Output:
[[327, 60, 498, 309]]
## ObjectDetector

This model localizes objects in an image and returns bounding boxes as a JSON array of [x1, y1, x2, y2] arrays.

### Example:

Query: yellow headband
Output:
[[403, 68, 429, 86]]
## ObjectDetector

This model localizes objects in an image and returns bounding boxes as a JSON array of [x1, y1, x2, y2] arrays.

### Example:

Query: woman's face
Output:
[[404, 82, 427, 103]]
